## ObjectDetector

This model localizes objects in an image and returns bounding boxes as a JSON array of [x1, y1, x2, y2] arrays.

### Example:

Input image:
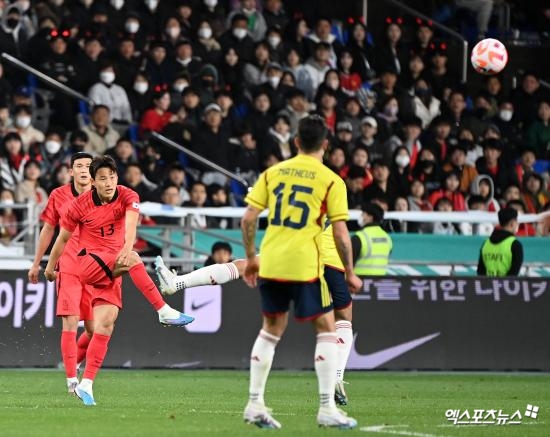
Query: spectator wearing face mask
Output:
[[219, 13, 255, 63], [29, 129, 68, 184], [194, 20, 222, 66], [197, 0, 227, 39], [173, 39, 203, 79], [226, 0, 267, 42], [389, 146, 412, 197], [9, 105, 45, 153], [412, 78, 440, 129], [490, 99, 524, 151], [121, 13, 147, 54], [253, 62, 290, 113], [0, 5, 29, 76], [88, 61, 133, 124]]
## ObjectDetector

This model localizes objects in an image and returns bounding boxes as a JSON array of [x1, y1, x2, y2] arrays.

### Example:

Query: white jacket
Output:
[[88, 82, 133, 123]]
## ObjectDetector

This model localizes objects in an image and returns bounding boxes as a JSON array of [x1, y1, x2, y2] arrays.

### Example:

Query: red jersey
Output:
[[61, 185, 139, 254], [40, 183, 83, 272]]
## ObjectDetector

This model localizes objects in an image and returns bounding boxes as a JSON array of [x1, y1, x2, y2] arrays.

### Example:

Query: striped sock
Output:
[[175, 262, 239, 290]]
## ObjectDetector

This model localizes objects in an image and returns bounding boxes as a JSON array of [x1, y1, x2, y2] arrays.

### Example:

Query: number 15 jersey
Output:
[[245, 154, 349, 282], [61, 186, 140, 254]]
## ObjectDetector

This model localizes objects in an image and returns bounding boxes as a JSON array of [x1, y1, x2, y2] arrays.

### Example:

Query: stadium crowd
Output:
[[0, 0, 550, 241]]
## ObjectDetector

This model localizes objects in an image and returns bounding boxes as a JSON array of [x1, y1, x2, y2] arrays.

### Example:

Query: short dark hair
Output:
[[90, 155, 117, 179], [92, 104, 110, 113], [361, 202, 384, 222], [297, 115, 328, 152], [498, 207, 518, 226], [70, 152, 93, 167], [211, 241, 232, 254], [467, 194, 485, 209]]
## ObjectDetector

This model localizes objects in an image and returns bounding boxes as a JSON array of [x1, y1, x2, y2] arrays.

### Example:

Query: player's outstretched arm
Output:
[[241, 206, 261, 288], [332, 220, 362, 293], [44, 228, 73, 281], [28, 222, 55, 284]]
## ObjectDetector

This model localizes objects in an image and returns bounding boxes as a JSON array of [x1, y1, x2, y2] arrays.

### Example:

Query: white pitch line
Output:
[[360, 424, 449, 437]]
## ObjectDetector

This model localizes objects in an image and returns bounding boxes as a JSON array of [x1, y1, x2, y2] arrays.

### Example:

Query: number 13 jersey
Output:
[[61, 185, 140, 254], [245, 154, 349, 282]]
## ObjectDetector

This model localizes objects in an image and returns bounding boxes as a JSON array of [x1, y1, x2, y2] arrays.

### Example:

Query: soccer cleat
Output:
[[159, 312, 195, 327], [243, 402, 282, 429], [155, 256, 178, 295], [67, 379, 78, 395], [317, 406, 357, 429], [75, 384, 96, 406], [334, 380, 348, 406]]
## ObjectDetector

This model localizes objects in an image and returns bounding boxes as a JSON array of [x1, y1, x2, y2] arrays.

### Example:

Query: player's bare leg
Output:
[[75, 304, 119, 406], [155, 256, 246, 295], [114, 251, 193, 326], [313, 311, 357, 429], [244, 314, 287, 429], [334, 305, 353, 406]]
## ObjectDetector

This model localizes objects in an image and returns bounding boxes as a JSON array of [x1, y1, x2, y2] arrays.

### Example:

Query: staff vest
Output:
[[481, 236, 515, 276], [353, 225, 392, 276]]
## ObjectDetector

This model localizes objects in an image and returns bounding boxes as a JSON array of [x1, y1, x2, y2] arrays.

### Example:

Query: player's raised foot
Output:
[[317, 406, 357, 429], [334, 380, 348, 406], [244, 401, 282, 429], [74, 383, 96, 406], [155, 256, 178, 295], [67, 378, 78, 394], [158, 309, 194, 327]]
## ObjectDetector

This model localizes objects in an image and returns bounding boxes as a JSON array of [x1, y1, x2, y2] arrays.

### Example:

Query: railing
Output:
[[372, 0, 469, 83], [0, 201, 40, 255]]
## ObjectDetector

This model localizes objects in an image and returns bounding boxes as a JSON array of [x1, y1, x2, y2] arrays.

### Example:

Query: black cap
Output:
[[70, 152, 93, 166], [361, 202, 384, 222], [498, 207, 518, 227], [211, 241, 232, 254]]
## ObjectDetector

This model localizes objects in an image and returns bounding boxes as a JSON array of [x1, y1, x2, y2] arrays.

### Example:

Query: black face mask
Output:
[[71, 143, 84, 152], [420, 159, 435, 169], [7, 18, 19, 29], [201, 78, 214, 88]]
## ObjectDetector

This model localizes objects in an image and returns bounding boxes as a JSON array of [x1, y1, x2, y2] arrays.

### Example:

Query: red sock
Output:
[[61, 331, 77, 378], [128, 263, 165, 311], [83, 333, 111, 381], [76, 332, 92, 364]]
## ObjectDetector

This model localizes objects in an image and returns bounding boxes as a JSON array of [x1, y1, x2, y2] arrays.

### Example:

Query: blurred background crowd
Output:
[[0, 0, 549, 244]]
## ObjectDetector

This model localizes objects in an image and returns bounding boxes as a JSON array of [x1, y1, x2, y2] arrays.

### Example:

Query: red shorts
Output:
[[78, 250, 123, 309], [55, 272, 94, 321]]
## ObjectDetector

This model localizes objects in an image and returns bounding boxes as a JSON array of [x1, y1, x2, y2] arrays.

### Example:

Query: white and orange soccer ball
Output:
[[470, 38, 508, 75]]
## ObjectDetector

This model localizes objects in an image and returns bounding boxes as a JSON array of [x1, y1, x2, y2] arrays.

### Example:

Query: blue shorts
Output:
[[324, 266, 352, 310], [258, 278, 333, 321]]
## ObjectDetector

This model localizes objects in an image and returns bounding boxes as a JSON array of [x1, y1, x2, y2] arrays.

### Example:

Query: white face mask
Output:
[[110, 0, 124, 10], [395, 154, 410, 168], [173, 82, 188, 93], [1, 198, 14, 206], [125, 21, 139, 33], [198, 27, 212, 39], [16, 116, 31, 128], [134, 81, 148, 94], [499, 109, 513, 122], [268, 76, 280, 88], [385, 105, 399, 117], [145, 0, 158, 11], [19, 0, 31, 11], [100, 71, 115, 84], [267, 36, 281, 48], [233, 28, 247, 40], [45, 140, 62, 154], [204, 0, 217, 7], [166, 27, 180, 39], [242, 7, 255, 15]]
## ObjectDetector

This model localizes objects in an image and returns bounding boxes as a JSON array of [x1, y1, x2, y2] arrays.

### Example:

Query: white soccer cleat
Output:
[[155, 256, 178, 295], [244, 401, 282, 429], [317, 406, 357, 429]]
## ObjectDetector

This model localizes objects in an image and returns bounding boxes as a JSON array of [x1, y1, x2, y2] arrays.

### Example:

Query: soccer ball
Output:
[[470, 38, 508, 75]]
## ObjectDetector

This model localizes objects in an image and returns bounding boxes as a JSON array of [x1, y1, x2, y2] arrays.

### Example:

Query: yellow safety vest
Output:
[[353, 225, 392, 276]]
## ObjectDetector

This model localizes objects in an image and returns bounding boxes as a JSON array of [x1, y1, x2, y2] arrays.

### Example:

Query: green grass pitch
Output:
[[0, 370, 548, 436]]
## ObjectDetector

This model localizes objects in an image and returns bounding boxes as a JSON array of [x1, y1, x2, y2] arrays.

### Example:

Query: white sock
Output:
[[175, 263, 239, 290], [79, 378, 93, 393], [315, 332, 338, 409], [335, 321, 353, 382], [157, 303, 180, 318], [67, 377, 78, 386], [249, 329, 279, 405]]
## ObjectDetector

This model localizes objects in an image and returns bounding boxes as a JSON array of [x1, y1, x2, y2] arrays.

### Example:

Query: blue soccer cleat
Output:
[[75, 384, 96, 406], [159, 312, 194, 327]]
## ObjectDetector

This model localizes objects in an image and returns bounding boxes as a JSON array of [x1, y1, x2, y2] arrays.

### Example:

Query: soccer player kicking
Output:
[[28, 152, 95, 394], [44, 155, 194, 406], [240, 116, 361, 429], [155, 223, 355, 406]]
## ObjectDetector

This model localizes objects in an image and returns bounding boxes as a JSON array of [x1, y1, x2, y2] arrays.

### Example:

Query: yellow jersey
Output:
[[322, 223, 344, 271], [245, 154, 348, 281]]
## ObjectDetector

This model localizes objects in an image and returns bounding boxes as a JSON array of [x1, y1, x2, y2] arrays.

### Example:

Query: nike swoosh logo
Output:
[[191, 299, 214, 311], [347, 332, 440, 369]]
